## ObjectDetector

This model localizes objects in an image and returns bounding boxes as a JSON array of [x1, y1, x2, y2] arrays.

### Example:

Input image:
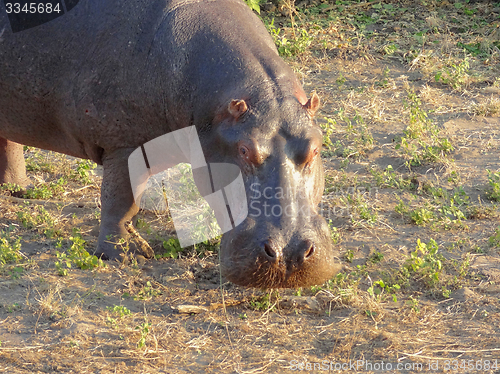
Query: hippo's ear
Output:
[[228, 99, 248, 120], [303, 92, 320, 116]]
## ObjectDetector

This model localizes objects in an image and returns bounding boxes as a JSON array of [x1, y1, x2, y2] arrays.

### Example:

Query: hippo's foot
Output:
[[94, 222, 154, 262], [95, 147, 154, 261]]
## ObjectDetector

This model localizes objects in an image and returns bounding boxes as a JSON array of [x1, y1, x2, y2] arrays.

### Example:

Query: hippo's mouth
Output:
[[220, 253, 342, 289], [219, 215, 341, 289]]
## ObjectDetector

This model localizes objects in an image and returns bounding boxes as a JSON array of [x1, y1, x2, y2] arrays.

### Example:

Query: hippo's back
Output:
[[0, 0, 286, 161]]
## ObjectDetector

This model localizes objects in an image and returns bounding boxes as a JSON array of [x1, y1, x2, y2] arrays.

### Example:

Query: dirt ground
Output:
[[1, 1, 500, 373]]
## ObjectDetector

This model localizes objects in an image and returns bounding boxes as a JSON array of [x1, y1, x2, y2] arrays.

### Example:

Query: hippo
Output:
[[0, 0, 339, 288]]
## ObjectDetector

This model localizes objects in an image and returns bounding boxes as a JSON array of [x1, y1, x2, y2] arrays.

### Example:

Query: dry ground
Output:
[[1, 1, 500, 373]]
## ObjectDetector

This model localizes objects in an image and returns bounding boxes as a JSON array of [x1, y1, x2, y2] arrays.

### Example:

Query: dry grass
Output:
[[2, 1, 500, 372]]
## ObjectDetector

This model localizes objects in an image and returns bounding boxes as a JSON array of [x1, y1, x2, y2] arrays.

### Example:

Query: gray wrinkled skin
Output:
[[0, 0, 340, 288]]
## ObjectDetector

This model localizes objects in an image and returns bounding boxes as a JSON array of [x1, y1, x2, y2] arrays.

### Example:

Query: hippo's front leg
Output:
[[0, 138, 29, 192], [96, 148, 141, 260]]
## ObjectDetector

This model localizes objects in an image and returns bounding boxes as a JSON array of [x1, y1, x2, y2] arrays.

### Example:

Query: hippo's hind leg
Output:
[[96, 148, 153, 261], [0, 138, 29, 195]]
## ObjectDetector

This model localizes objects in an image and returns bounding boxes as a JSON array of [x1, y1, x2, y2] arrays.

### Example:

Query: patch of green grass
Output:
[[403, 238, 444, 289], [410, 207, 436, 226], [266, 18, 311, 58], [370, 165, 415, 190], [17, 205, 62, 238], [328, 221, 341, 244], [106, 305, 132, 328], [367, 279, 400, 302], [54, 232, 105, 276], [344, 193, 378, 226], [25, 150, 57, 173], [486, 170, 500, 201], [250, 291, 277, 311], [136, 320, 151, 349], [398, 187, 469, 228], [0, 231, 23, 266], [23, 178, 67, 200], [489, 227, 500, 248], [0, 182, 24, 194], [434, 56, 470, 91], [134, 281, 162, 301], [72, 160, 97, 184], [320, 117, 336, 150], [325, 271, 360, 303], [244, 0, 263, 13], [395, 90, 454, 168]]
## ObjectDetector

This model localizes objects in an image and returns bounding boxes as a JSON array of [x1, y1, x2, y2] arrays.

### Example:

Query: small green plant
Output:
[[328, 220, 341, 244], [434, 56, 470, 91], [343, 249, 354, 263], [106, 305, 132, 328], [395, 91, 453, 168], [0, 182, 23, 194], [406, 296, 420, 312], [320, 117, 336, 149], [403, 239, 444, 288], [345, 193, 378, 226], [54, 232, 105, 275], [136, 321, 151, 349], [395, 198, 410, 216], [375, 67, 391, 88], [336, 73, 347, 87], [486, 170, 500, 202], [0, 232, 23, 266], [250, 292, 277, 311], [367, 280, 400, 302], [266, 19, 311, 57], [134, 281, 161, 301], [368, 251, 384, 264], [5, 302, 21, 313], [489, 227, 500, 248], [23, 178, 67, 199], [157, 237, 183, 259], [107, 305, 131, 317], [244, 0, 262, 13], [54, 251, 71, 276], [16, 205, 61, 238], [410, 207, 435, 226], [73, 160, 97, 184], [381, 43, 398, 55]]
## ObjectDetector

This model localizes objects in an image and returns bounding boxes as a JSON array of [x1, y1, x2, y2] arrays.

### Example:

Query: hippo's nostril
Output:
[[263, 242, 276, 259], [304, 244, 315, 259]]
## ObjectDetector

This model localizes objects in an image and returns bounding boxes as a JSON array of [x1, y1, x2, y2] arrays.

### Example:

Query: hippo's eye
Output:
[[239, 146, 248, 156]]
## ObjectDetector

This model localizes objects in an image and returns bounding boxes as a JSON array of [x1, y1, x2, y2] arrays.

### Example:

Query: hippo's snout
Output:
[[262, 238, 315, 273], [220, 212, 340, 289]]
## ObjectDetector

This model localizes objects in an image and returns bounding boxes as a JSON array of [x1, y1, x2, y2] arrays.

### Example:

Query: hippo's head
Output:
[[203, 92, 340, 289]]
